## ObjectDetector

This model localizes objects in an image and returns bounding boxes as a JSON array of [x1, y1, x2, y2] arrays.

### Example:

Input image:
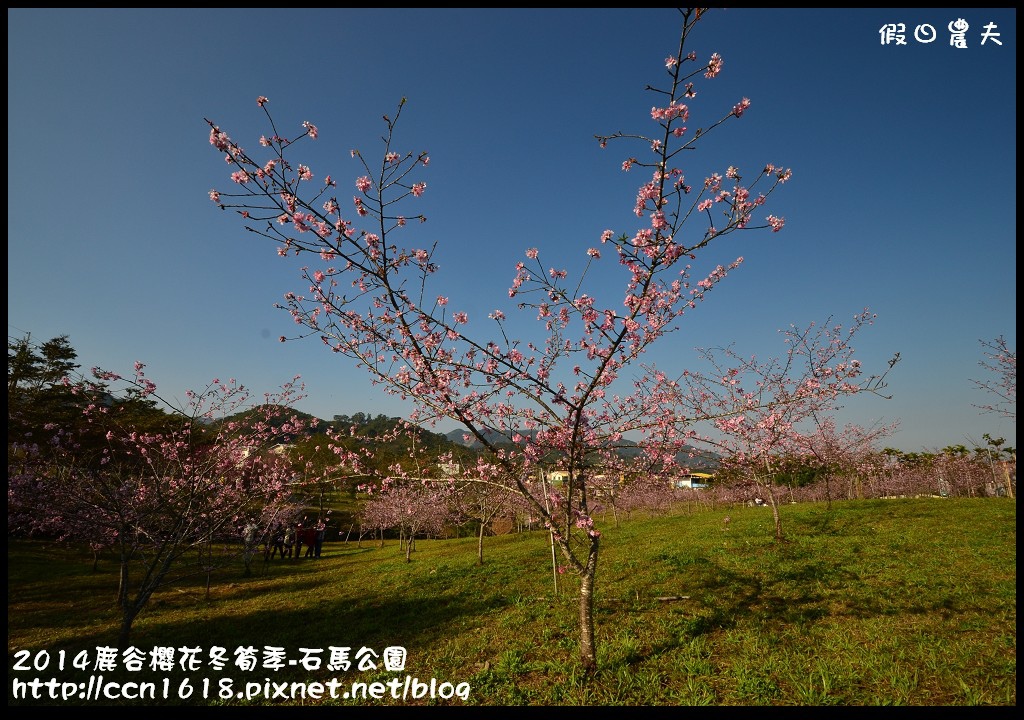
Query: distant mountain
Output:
[[445, 428, 471, 445], [221, 410, 720, 469], [445, 427, 511, 447], [608, 438, 720, 470], [217, 405, 331, 441], [443, 426, 719, 469]]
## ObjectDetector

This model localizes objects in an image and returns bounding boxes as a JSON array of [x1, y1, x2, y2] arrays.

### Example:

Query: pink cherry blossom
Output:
[[705, 53, 723, 78]]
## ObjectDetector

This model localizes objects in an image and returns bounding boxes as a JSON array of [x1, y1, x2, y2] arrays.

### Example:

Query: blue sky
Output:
[[8, 8, 1016, 452]]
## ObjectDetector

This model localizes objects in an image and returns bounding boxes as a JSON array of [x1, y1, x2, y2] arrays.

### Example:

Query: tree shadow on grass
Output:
[[595, 549, 887, 674], [8, 539, 502, 674], [9, 587, 501, 706]]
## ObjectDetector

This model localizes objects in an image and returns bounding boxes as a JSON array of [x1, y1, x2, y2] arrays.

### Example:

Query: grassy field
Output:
[[7, 497, 1016, 706]]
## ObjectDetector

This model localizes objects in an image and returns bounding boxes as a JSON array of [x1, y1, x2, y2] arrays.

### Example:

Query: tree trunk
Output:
[[765, 484, 784, 541], [577, 535, 600, 674], [117, 558, 129, 607], [402, 525, 417, 562], [477, 520, 485, 565], [118, 607, 140, 650]]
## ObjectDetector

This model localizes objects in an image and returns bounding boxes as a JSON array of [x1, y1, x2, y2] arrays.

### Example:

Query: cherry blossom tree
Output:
[[615, 474, 677, 519], [358, 489, 401, 548], [7, 363, 304, 648], [205, 7, 793, 673], [445, 463, 523, 565], [359, 478, 457, 560], [792, 416, 899, 508], [975, 433, 1015, 499], [971, 335, 1016, 420], [877, 447, 997, 499], [662, 312, 899, 540]]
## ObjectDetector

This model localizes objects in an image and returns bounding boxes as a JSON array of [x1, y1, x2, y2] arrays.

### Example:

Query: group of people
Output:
[[265, 518, 328, 560]]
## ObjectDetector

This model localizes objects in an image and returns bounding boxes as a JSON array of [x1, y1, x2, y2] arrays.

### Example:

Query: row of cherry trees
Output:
[[7, 350, 309, 648], [348, 329, 1015, 546], [351, 438, 1015, 560]]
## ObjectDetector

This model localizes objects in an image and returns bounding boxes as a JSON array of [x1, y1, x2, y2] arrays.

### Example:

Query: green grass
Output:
[[7, 497, 1016, 706]]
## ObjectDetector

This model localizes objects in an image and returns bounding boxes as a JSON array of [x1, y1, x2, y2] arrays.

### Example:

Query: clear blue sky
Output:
[[8, 8, 1016, 452]]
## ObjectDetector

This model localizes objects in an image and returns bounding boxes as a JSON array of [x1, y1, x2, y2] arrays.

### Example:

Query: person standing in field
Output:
[[266, 523, 286, 559], [283, 524, 295, 558], [313, 518, 327, 559], [302, 525, 317, 558]]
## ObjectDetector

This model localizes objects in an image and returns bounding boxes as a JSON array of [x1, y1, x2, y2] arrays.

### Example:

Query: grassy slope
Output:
[[7, 497, 1016, 706]]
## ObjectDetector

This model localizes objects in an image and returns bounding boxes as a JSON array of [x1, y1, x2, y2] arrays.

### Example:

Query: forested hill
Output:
[[220, 407, 457, 450], [445, 427, 719, 470]]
